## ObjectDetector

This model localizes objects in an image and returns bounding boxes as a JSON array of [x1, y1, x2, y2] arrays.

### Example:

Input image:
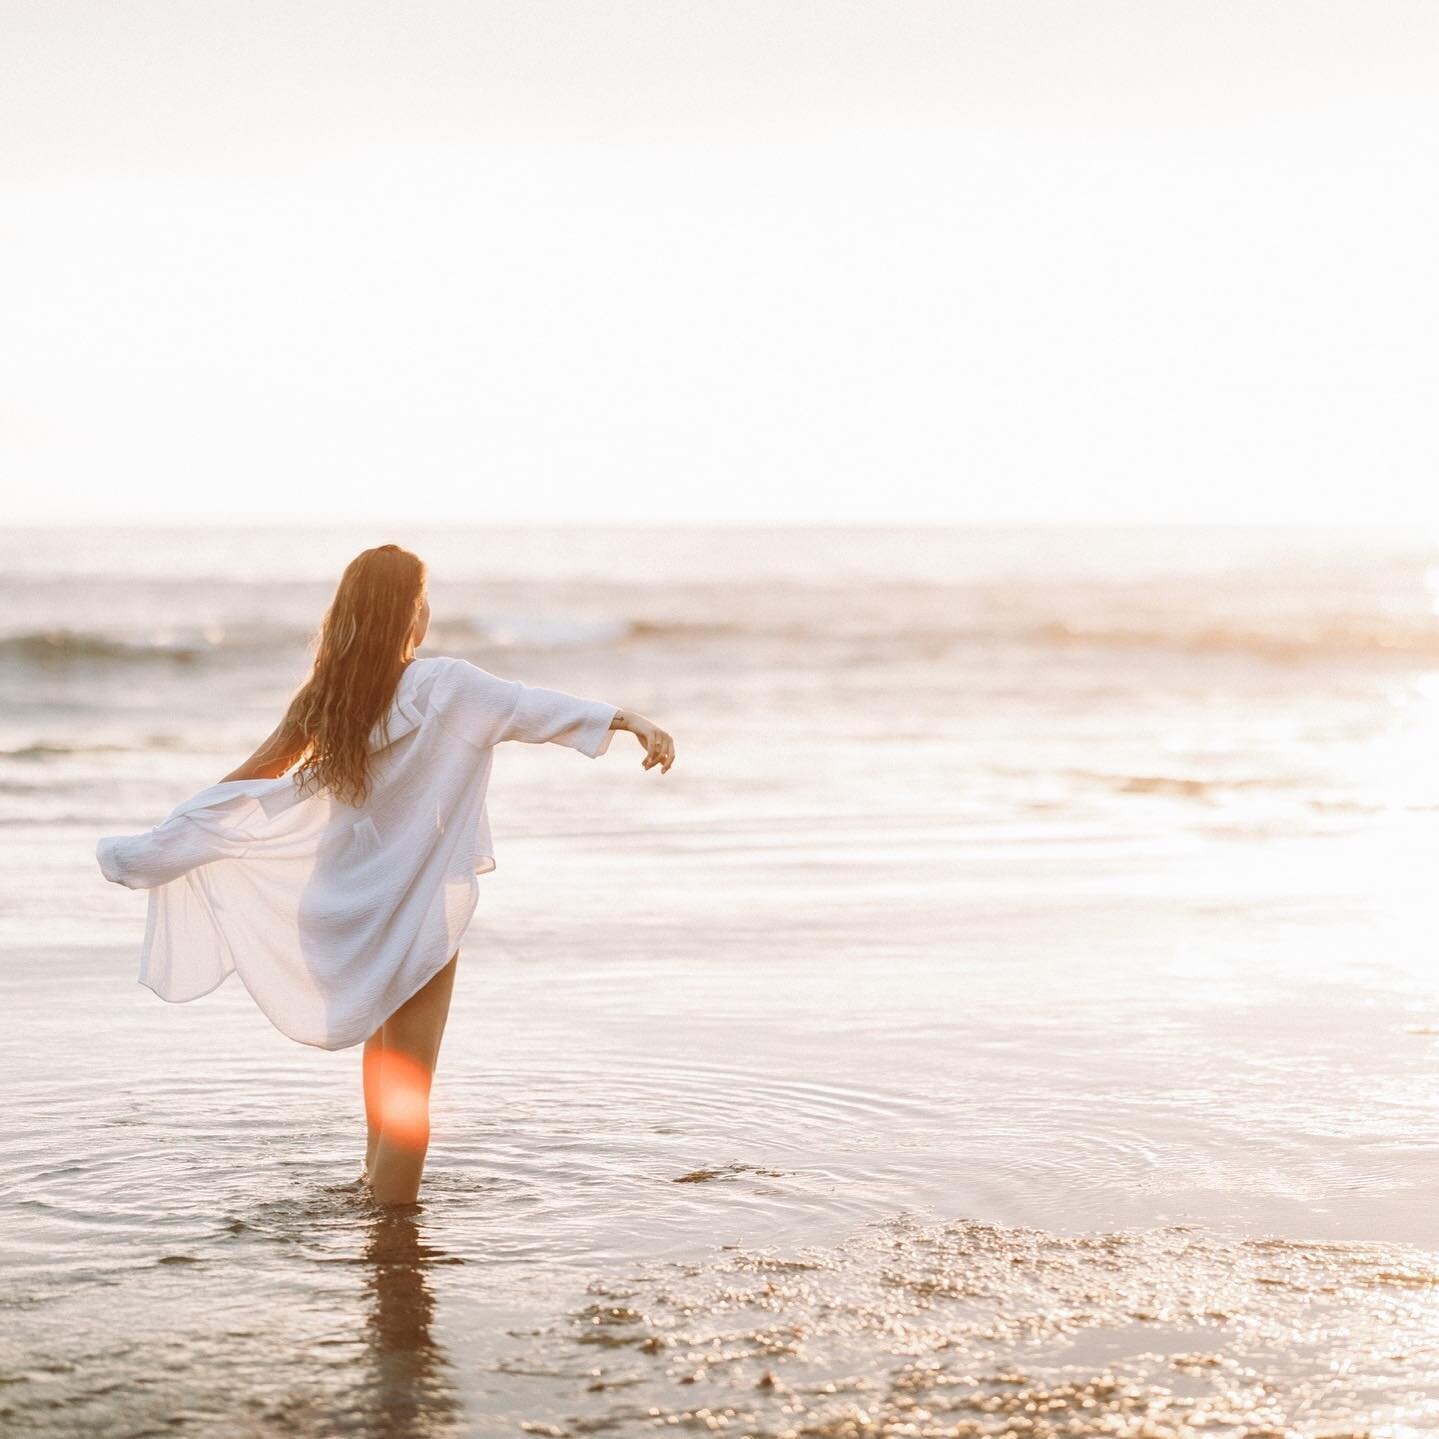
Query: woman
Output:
[[97, 544, 675, 1205]]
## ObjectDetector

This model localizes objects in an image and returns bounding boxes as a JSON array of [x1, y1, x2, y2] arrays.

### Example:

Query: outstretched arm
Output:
[[445, 662, 675, 771], [220, 718, 308, 783], [501, 685, 676, 772]]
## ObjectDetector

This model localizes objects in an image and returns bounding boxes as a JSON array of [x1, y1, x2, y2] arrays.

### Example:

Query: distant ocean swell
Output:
[[0, 738, 183, 761], [0, 617, 630, 666], [8, 608, 1439, 666]]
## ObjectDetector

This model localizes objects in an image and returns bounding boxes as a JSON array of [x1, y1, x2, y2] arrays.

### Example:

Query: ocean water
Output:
[[5, 524, 1439, 1436]]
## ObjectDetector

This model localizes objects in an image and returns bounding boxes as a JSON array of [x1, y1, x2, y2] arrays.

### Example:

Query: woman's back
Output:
[[97, 656, 619, 1049]]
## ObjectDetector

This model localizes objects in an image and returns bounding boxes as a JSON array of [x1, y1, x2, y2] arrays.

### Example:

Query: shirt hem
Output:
[[138, 969, 236, 1005]]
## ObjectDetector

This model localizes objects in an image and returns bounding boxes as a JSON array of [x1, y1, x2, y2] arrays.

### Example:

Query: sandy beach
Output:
[[6, 525, 1439, 1435]]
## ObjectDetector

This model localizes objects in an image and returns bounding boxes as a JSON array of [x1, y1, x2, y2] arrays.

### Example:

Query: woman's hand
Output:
[[616, 711, 675, 773]]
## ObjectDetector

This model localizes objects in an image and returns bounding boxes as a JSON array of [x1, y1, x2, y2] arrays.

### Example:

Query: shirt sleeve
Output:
[[439, 658, 619, 757], [96, 789, 260, 889]]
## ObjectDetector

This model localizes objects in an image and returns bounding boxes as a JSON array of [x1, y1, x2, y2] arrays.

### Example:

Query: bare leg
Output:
[[362, 1030, 385, 1179], [367, 952, 459, 1206]]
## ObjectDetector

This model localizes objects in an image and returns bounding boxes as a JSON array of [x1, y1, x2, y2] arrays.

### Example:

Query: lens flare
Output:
[[362, 1045, 433, 1151]]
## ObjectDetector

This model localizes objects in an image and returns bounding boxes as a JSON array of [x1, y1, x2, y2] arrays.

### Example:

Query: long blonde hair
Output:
[[284, 544, 427, 807]]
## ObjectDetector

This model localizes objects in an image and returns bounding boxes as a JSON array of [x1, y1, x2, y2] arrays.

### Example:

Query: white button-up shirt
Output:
[[97, 656, 617, 1050]]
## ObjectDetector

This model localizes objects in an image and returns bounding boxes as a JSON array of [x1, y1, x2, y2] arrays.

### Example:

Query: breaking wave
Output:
[[0, 629, 215, 665], [6, 603, 1439, 669], [0, 737, 182, 761], [1034, 614, 1439, 660]]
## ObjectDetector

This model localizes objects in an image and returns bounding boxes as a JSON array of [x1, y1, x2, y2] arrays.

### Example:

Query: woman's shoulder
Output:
[[412, 657, 522, 744], [420, 655, 510, 682], [407, 654, 474, 686], [416, 655, 515, 704]]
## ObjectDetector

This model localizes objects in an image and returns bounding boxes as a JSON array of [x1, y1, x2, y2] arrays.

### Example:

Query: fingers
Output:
[[641, 730, 676, 773]]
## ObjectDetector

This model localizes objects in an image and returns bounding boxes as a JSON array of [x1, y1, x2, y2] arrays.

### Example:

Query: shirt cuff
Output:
[[96, 835, 133, 887], [575, 701, 619, 757]]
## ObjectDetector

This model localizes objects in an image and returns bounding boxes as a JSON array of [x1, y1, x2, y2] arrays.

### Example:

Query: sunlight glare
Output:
[[363, 1046, 433, 1151]]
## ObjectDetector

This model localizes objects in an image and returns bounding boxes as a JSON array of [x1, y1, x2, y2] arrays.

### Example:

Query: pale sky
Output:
[[2, 2, 1436, 526]]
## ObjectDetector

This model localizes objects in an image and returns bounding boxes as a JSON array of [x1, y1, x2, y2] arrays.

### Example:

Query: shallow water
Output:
[[6, 525, 1439, 1434]]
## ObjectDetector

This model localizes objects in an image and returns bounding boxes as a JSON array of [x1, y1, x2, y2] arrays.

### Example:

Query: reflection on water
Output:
[[357, 1207, 462, 1439], [0, 1173, 474, 1438]]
